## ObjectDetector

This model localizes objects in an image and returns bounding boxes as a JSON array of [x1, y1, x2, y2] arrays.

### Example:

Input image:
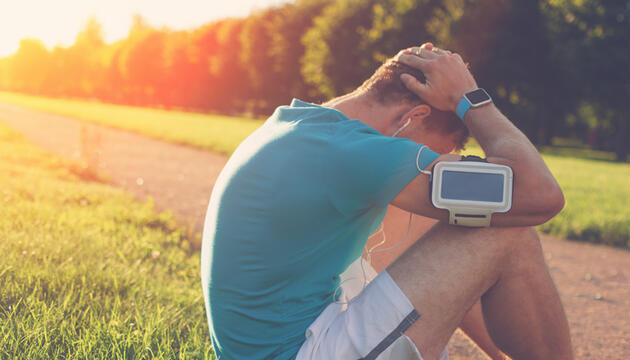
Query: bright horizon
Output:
[[0, 0, 290, 57]]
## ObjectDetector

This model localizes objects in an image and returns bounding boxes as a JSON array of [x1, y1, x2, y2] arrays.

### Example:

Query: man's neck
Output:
[[323, 91, 401, 135]]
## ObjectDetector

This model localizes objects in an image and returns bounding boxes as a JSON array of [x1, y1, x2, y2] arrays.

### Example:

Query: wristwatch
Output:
[[456, 88, 492, 121]]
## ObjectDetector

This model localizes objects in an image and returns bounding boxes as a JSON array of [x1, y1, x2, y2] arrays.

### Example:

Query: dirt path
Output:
[[0, 102, 225, 234], [1, 102, 628, 359]]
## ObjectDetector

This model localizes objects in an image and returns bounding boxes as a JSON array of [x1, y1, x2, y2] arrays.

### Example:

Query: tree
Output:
[[302, 0, 376, 98], [301, 0, 464, 99], [162, 30, 204, 109], [240, 8, 281, 113], [69, 17, 107, 98], [8, 39, 50, 93], [446, 0, 573, 145], [0, 57, 9, 89], [199, 18, 251, 113], [117, 15, 168, 105], [544, 0, 630, 160], [266, 1, 331, 104]]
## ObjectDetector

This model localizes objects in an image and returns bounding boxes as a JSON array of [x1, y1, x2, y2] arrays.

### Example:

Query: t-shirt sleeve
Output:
[[327, 121, 440, 215]]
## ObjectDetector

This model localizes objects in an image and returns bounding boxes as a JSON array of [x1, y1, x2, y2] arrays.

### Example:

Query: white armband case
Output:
[[430, 157, 513, 227]]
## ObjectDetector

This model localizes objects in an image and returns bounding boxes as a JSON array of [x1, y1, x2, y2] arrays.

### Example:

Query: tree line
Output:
[[0, 0, 628, 160]]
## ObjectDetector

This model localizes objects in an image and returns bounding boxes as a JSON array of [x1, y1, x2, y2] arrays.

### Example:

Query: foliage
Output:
[[0, 123, 215, 359], [301, 0, 455, 97], [446, 0, 572, 146], [5, 39, 50, 94], [0, 1, 628, 160], [302, 0, 376, 98], [543, 0, 630, 160]]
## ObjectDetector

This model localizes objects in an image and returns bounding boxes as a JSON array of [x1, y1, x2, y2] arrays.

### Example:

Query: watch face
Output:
[[465, 88, 491, 105]]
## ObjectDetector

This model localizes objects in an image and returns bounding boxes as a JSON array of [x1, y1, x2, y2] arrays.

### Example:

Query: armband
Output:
[[430, 156, 513, 227]]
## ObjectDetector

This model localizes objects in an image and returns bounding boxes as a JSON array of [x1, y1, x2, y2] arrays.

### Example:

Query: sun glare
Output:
[[0, 0, 289, 57]]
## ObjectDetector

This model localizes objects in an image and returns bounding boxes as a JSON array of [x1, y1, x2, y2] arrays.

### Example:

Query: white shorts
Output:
[[296, 258, 448, 360]]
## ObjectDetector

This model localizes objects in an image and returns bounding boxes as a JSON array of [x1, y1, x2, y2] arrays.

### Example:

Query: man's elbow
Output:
[[536, 182, 565, 223], [550, 185, 566, 215], [493, 182, 564, 227]]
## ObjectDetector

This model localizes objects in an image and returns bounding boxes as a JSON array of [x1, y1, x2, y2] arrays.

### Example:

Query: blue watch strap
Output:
[[456, 96, 471, 121]]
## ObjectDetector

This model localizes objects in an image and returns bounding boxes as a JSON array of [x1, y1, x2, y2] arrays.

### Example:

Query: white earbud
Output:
[[392, 118, 412, 137]]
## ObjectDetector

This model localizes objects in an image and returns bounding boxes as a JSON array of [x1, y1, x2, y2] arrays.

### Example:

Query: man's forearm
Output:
[[465, 103, 550, 176], [464, 104, 536, 157], [465, 103, 564, 219]]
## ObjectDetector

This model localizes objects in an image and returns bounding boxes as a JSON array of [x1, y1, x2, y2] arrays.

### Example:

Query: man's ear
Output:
[[410, 104, 432, 120], [398, 104, 431, 127]]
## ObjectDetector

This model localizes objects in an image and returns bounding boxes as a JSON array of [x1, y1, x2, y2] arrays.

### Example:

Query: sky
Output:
[[0, 0, 290, 57]]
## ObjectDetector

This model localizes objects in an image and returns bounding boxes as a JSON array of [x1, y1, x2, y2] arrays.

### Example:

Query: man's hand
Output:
[[396, 43, 477, 112]]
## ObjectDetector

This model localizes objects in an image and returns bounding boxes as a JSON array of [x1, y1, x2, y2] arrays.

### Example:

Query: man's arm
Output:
[[391, 44, 564, 227]]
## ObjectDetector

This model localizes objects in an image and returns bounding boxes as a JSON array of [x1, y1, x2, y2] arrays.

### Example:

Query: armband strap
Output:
[[416, 145, 440, 171], [449, 210, 492, 227], [460, 155, 487, 162]]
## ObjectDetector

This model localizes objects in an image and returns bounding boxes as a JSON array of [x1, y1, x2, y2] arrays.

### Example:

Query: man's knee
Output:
[[436, 222, 537, 243], [475, 225, 538, 244], [449, 224, 541, 260], [468, 225, 544, 271], [493, 226, 540, 252], [403, 222, 542, 271]]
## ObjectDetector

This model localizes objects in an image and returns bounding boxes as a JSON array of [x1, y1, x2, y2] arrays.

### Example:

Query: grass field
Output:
[[539, 155, 630, 247], [1, 92, 629, 248], [0, 123, 215, 359], [0, 92, 263, 155]]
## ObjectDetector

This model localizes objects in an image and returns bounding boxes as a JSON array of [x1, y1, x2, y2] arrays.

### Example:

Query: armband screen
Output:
[[440, 171, 504, 202]]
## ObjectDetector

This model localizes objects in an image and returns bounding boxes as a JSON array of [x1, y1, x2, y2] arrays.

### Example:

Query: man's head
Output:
[[356, 58, 469, 153]]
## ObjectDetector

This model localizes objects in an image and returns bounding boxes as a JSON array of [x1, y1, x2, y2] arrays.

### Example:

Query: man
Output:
[[201, 43, 573, 359]]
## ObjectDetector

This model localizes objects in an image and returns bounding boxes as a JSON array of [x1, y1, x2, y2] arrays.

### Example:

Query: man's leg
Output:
[[459, 301, 508, 360], [375, 210, 506, 359], [387, 223, 573, 360]]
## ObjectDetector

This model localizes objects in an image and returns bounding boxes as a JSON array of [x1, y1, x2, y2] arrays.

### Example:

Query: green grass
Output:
[[0, 123, 215, 359], [539, 155, 630, 247], [0, 91, 263, 155], [2, 91, 629, 248]]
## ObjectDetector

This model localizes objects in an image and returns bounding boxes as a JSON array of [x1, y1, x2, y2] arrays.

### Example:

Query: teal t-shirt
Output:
[[200, 99, 439, 359]]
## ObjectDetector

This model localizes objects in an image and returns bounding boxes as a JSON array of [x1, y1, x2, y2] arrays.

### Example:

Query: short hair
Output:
[[358, 58, 469, 151]]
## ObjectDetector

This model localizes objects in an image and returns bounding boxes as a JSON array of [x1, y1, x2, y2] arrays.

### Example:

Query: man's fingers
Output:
[[431, 47, 449, 56], [451, 52, 465, 63], [409, 46, 439, 59], [400, 73, 429, 97], [397, 53, 432, 71]]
